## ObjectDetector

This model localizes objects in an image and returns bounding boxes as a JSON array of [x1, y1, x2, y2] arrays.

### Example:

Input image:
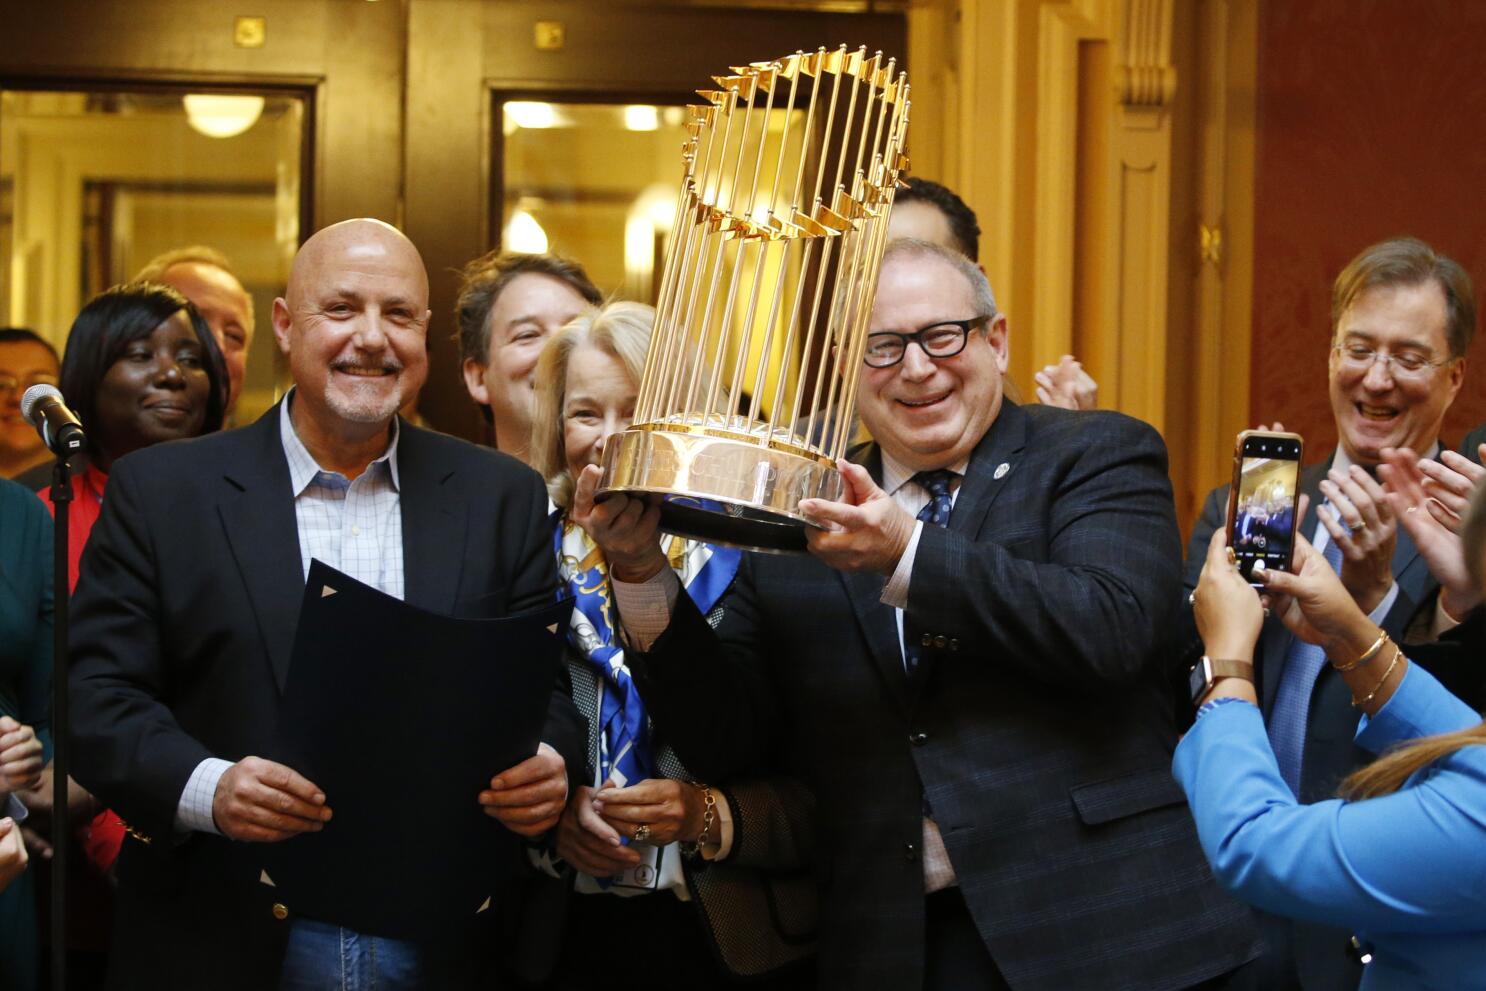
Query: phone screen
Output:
[[1229, 433, 1303, 584]]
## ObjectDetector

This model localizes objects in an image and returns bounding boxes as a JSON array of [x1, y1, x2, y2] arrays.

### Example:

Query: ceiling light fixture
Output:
[[182, 94, 265, 138]]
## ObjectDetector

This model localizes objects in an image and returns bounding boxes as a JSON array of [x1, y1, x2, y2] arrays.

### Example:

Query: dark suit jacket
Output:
[[1178, 449, 1480, 990], [67, 406, 583, 991], [1462, 422, 1486, 464], [628, 402, 1259, 991]]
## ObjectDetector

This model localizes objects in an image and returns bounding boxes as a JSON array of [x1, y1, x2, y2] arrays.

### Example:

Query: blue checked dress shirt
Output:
[[175, 393, 404, 833], [1266, 534, 1343, 796]]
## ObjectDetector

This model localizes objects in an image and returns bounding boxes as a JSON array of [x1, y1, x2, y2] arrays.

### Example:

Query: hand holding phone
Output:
[[1227, 430, 1304, 586]]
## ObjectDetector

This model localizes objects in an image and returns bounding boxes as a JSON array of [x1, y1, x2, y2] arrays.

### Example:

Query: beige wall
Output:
[[907, 0, 1257, 531]]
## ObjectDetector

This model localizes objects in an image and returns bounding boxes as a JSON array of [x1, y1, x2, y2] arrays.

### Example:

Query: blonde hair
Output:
[[531, 301, 655, 509], [1339, 481, 1486, 800]]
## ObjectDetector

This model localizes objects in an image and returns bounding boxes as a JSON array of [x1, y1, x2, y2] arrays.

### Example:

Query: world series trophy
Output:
[[598, 44, 911, 552]]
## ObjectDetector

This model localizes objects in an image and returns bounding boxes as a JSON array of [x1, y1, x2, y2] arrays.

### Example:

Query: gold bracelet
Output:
[[698, 785, 717, 846], [1351, 643, 1403, 708], [681, 784, 717, 861], [1333, 629, 1388, 672]]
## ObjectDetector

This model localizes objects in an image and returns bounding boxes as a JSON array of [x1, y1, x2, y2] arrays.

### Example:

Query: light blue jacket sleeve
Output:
[[1173, 665, 1486, 934]]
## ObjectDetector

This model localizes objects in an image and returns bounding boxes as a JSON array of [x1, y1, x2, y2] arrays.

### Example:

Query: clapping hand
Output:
[[1316, 464, 1397, 614], [0, 717, 43, 793], [478, 742, 567, 838], [1034, 354, 1098, 411], [1415, 448, 1486, 533], [1378, 447, 1480, 620]]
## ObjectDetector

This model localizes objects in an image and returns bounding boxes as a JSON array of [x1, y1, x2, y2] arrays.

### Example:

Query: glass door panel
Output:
[[0, 88, 306, 423]]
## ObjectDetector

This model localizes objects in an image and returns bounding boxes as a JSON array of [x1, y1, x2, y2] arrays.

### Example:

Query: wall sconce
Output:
[[183, 94, 265, 138]]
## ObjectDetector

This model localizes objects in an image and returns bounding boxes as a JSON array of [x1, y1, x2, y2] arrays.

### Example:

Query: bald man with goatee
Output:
[[69, 220, 582, 990]]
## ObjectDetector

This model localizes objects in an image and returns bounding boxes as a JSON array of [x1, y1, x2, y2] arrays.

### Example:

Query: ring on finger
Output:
[[1347, 519, 1366, 534], [633, 824, 651, 842]]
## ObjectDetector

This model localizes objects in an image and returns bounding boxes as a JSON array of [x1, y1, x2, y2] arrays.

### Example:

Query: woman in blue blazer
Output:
[[1179, 486, 1486, 990]]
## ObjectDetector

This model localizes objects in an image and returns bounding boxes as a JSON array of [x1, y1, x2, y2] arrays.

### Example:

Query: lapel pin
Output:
[[994, 462, 1010, 480], [320, 585, 337, 598], [547, 622, 560, 635]]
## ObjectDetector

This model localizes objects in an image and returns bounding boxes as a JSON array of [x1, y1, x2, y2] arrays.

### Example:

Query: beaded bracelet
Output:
[[1351, 644, 1403, 708]]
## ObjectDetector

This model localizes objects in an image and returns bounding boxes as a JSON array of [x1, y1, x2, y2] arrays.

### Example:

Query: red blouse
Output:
[[35, 463, 107, 595], [36, 463, 124, 871]]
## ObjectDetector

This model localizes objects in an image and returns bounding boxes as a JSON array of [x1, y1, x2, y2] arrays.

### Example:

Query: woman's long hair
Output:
[[1340, 723, 1486, 799], [1339, 480, 1486, 800]]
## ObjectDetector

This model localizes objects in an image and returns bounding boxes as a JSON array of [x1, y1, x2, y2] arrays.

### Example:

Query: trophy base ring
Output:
[[597, 427, 844, 555]]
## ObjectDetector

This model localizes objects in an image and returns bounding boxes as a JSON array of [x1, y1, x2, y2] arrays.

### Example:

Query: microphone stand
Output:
[[49, 454, 72, 991]]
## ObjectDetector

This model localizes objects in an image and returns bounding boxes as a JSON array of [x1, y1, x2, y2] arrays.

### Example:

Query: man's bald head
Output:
[[273, 219, 432, 440], [287, 219, 429, 309]]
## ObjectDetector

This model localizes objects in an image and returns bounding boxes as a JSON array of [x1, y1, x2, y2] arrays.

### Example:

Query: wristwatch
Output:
[[1189, 656, 1255, 705]]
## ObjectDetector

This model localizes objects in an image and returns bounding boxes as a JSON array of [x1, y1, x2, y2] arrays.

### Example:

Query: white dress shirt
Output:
[[175, 393, 403, 834]]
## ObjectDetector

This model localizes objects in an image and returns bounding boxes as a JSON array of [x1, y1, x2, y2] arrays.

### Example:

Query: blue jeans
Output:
[[278, 917, 426, 991]]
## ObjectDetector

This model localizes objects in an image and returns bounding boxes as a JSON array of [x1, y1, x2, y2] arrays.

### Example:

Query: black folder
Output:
[[261, 560, 571, 942]]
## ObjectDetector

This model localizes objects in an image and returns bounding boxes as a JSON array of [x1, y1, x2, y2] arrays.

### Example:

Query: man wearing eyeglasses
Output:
[[1178, 235, 1475, 991], [578, 238, 1260, 990], [0, 328, 62, 482]]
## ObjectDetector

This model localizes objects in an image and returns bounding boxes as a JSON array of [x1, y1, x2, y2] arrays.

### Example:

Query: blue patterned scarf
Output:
[[553, 511, 739, 791]]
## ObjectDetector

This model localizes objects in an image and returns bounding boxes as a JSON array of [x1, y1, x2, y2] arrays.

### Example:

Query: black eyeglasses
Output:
[[863, 316, 990, 369]]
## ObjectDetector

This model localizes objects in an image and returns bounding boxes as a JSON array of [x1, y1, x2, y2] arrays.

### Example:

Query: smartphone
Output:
[[1226, 430, 1304, 586]]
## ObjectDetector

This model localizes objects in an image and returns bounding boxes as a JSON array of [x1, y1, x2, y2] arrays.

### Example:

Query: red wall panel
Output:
[[1252, 0, 1486, 456]]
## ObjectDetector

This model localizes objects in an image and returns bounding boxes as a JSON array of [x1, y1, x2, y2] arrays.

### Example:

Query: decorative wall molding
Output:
[[1118, 0, 1176, 108]]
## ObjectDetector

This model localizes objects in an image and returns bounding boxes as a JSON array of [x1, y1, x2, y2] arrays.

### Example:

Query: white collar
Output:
[[879, 449, 971, 498], [278, 387, 402, 494]]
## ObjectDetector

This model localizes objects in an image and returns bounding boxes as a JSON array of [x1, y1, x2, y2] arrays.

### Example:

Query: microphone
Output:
[[20, 384, 86, 456]]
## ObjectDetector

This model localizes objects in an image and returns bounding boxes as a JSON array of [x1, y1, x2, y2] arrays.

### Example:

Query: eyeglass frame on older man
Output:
[[863, 315, 993, 369], [1330, 341, 1458, 381]]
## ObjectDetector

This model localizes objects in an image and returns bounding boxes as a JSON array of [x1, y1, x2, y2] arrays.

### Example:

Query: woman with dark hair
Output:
[[40, 282, 227, 585], [27, 282, 225, 986]]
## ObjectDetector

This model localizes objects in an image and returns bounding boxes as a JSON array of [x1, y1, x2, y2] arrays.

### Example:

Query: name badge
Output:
[[608, 842, 663, 891]]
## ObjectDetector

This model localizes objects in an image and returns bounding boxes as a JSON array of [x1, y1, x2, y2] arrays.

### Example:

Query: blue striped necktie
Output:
[[1266, 533, 1344, 796], [903, 470, 957, 672]]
